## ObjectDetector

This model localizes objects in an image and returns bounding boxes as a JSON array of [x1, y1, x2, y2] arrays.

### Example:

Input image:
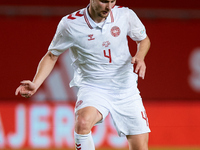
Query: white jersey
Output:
[[48, 5, 147, 91]]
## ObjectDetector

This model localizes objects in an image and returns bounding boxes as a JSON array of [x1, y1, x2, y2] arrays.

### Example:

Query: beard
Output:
[[89, 2, 111, 22], [97, 10, 110, 19]]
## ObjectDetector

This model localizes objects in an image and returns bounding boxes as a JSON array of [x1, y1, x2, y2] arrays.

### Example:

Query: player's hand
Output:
[[15, 80, 37, 98], [131, 56, 146, 79]]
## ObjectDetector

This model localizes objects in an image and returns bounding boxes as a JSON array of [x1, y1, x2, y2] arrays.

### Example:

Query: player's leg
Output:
[[108, 91, 150, 150], [74, 106, 103, 150], [75, 106, 103, 134], [74, 86, 110, 150], [126, 133, 149, 150]]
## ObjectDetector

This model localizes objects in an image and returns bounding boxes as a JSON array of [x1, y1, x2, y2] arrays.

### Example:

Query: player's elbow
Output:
[[47, 51, 59, 61]]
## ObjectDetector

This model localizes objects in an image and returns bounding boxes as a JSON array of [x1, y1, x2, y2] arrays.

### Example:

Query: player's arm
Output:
[[15, 51, 58, 98], [131, 36, 150, 79]]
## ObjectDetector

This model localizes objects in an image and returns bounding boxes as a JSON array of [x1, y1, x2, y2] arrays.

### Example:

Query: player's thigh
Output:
[[75, 106, 103, 133], [126, 133, 149, 150]]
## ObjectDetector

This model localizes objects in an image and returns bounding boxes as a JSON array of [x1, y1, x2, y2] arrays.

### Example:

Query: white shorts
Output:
[[75, 85, 151, 137]]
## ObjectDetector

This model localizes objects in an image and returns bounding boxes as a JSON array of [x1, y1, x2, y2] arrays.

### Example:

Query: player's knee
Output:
[[129, 142, 148, 150], [75, 115, 92, 134], [127, 133, 149, 150]]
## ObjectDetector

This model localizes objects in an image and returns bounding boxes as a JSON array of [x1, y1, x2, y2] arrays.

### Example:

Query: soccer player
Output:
[[15, 0, 151, 150]]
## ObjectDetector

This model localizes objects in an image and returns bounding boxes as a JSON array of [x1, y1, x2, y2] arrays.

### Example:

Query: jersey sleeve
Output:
[[127, 9, 147, 41], [48, 17, 74, 56]]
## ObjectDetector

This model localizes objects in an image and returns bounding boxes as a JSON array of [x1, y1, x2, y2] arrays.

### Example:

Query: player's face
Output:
[[89, 0, 116, 22]]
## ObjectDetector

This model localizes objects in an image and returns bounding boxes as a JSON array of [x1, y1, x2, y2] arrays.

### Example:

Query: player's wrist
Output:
[[133, 54, 145, 62], [32, 81, 42, 90]]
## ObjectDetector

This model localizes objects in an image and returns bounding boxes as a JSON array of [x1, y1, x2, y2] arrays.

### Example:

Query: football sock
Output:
[[74, 131, 95, 150]]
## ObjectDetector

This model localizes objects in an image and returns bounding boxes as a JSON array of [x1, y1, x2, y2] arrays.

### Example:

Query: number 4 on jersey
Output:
[[103, 49, 112, 63]]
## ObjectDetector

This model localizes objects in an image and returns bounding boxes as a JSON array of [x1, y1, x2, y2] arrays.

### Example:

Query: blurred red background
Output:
[[0, 0, 200, 149]]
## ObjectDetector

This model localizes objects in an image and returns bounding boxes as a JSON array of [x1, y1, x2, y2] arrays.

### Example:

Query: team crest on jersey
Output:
[[110, 26, 120, 37]]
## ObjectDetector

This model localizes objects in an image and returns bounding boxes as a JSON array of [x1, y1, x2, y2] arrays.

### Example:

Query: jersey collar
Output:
[[83, 5, 114, 29]]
